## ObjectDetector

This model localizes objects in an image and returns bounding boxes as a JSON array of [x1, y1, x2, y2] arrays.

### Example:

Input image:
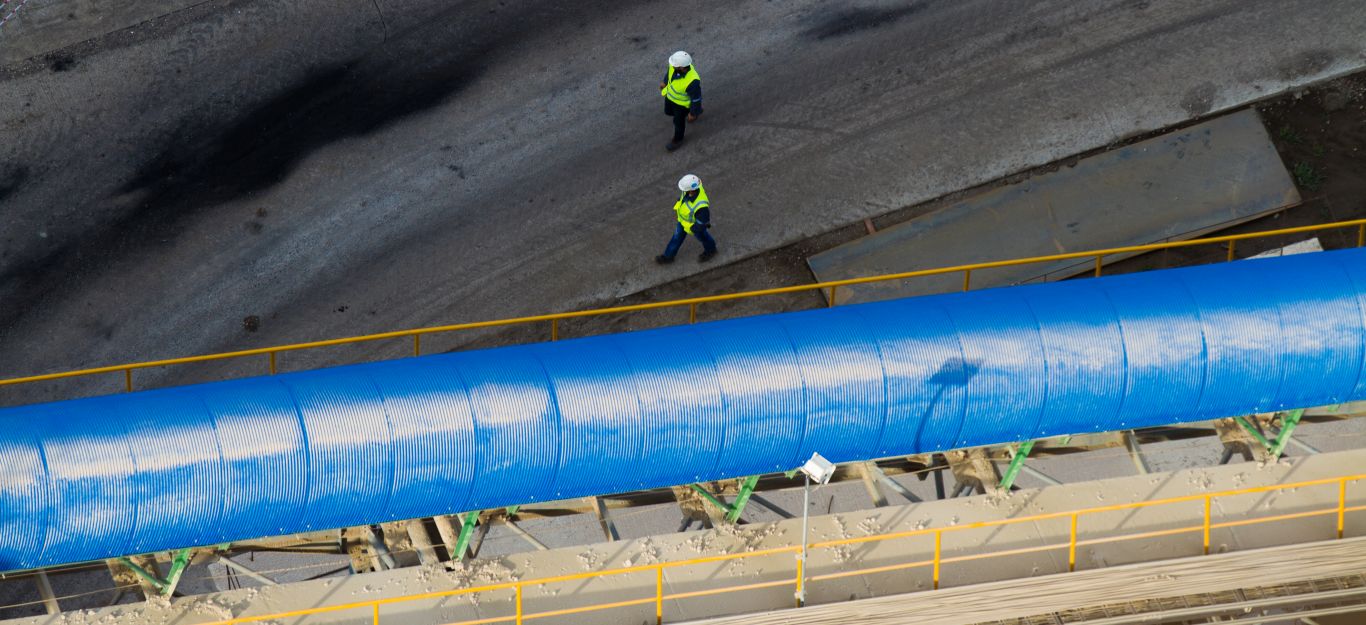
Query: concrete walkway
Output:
[[1, 1, 1364, 404], [8, 447, 1362, 624]]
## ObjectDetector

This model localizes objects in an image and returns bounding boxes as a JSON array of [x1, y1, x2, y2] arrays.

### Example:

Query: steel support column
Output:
[[998, 441, 1036, 491]]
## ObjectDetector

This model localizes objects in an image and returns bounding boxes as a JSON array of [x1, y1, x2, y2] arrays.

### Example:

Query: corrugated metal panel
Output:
[[1024, 281, 1127, 438], [5, 248, 1366, 570], [118, 387, 225, 554], [537, 338, 645, 497], [279, 367, 394, 534], [0, 405, 49, 566], [368, 356, 478, 520], [1104, 271, 1207, 430], [777, 308, 886, 466], [609, 329, 726, 487], [854, 299, 969, 455], [34, 395, 137, 563], [1255, 256, 1362, 409], [201, 377, 309, 542], [941, 290, 1048, 448], [695, 317, 805, 478], [454, 346, 559, 509]]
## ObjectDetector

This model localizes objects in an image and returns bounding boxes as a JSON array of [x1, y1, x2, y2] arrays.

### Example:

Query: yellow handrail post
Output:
[[932, 530, 942, 590], [372, 602, 379, 625], [1094, 255, 1103, 277], [269, 352, 277, 375], [1226, 240, 1236, 262], [1068, 514, 1077, 572], [689, 303, 697, 324], [124, 369, 133, 392], [962, 269, 972, 292], [794, 557, 804, 608], [516, 583, 524, 625], [413, 334, 421, 357], [655, 565, 664, 625], [828, 286, 837, 307], [1203, 495, 1212, 555], [551, 319, 559, 342], [1358, 223, 1364, 247], [1340, 479, 1348, 540]]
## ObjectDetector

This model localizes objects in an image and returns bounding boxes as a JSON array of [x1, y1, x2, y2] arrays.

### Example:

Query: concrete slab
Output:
[[9, 447, 1363, 625], [0, 0, 206, 65], [686, 537, 1366, 625], [808, 109, 1301, 304]]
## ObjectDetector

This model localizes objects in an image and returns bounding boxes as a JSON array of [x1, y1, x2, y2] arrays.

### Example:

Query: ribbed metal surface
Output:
[[4, 249, 1366, 570]]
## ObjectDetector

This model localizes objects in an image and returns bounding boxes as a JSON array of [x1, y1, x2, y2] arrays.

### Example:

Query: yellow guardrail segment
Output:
[[190, 473, 1364, 625], [4, 217, 1365, 393]]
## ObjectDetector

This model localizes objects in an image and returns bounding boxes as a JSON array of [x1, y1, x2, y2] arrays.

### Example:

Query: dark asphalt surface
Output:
[[1, 0, 1364, 404]]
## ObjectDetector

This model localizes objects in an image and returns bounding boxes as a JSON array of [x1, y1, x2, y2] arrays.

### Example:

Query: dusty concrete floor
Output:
[[456, 71, 1366, 353], [2, 0, 1365, 406]]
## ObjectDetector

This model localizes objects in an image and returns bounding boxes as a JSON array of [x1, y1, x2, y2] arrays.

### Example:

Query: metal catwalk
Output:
[[3, 249, 1364, 571]]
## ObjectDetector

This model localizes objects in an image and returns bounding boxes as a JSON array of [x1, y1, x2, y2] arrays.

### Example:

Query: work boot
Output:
[[698, 249, 717, 262], [655, 254, 675, 265], [666, 138, 684, 152]]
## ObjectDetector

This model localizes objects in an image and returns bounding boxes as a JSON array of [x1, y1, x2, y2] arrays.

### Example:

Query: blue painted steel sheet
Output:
[[3, 248, 1366, 571]]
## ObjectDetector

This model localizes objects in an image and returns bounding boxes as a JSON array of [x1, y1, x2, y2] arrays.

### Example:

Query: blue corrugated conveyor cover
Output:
[[3, 248, 1366, 570]]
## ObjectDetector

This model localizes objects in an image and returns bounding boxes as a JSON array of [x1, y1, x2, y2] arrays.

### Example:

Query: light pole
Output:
[[796, 452, 835, 607]]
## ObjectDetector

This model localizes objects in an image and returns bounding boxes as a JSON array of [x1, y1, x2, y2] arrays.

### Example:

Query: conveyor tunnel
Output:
[[3, 249, 1366, 571]]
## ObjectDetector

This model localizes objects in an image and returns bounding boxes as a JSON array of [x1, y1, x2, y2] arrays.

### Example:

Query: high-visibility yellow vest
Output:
[[662, 65, 700, 107], [674, 185, 710, 234]]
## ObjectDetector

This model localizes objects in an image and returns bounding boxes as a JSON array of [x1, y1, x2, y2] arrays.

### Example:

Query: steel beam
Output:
[[503, 519, 549, 551], [451, 512, 480, 561], [405, 519, 440, 566], [365, 526, 397, 571], [593, 497, 620, 541], [858, 462, 889, 507], [215, 554, 278, 586], [1019, 464, 1062, 486], [1267, 409, 1305, 461], [432, 515, 462, 561], [116, 548, 191, 596], [864, 462, 922, 503], [34, 570, 58, 615], [1123, 430, 1151, 475], [998, 440, 1036, 491]]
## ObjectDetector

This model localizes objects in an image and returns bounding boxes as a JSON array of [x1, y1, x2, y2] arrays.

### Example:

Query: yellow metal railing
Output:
[[4, 218, 1365, 395], [197, 473, 1365, 625]]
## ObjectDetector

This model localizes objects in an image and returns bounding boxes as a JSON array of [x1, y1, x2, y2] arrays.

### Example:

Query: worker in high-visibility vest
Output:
[[657, 174, 717, 264], [660, 50, 702, 152]]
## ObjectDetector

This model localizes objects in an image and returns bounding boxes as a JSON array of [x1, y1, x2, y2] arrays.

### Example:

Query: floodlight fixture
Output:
[[799, 452, 835, 485]]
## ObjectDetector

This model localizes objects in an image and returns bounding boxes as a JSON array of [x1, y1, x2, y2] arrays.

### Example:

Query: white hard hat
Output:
[[669, 50, 693, 68], [678, 174, 701, 192]]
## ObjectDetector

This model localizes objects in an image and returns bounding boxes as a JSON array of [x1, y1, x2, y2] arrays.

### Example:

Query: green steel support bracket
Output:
[[117, 556, 166, 592], [690, 475, 761, 523], [161, 548, 192, 596], [118, 548, 193, 596], [1234, 416, 1274, 450], [689, 483, 731, 514], [1267, 409, 1305, 461], [998, 440, 1037, 491], [505, 505, 520, 517], [452, 511, 479, 561], [726, 476, 761, 523]]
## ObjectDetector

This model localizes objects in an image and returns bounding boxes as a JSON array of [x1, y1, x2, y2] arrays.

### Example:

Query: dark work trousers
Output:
[[662, 223, 716, 259], [665, 100, 688, 142]]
